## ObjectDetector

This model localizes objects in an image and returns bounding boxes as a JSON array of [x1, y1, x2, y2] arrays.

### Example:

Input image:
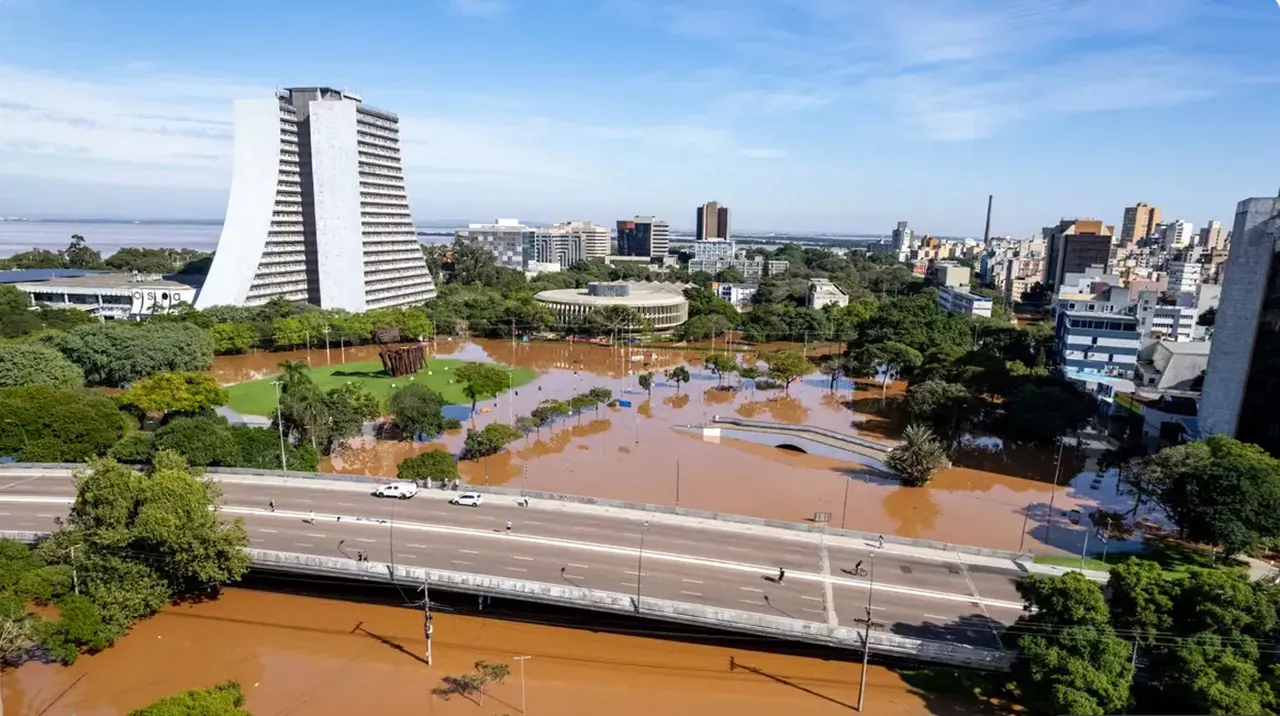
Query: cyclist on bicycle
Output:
[[854, 560, 863, 574]]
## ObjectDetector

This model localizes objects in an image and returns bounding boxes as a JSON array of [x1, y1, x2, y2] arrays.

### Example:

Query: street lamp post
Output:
[[675, 457, 681, 508], [323, 325, 331, 365], [271, 380, 287, 471], [840, 478, 851, 529], [514, 654, 532, 713], [635, 521, 649, 613], [857, 554, 876, 712], [3, 419, 29, 450], [1044, 434, 1068, 549]]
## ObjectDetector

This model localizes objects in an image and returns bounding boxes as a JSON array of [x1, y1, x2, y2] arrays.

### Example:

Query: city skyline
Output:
[[0, 0, 1278, 235]]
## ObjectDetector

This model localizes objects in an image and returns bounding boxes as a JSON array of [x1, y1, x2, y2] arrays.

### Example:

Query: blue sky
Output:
[[0, 0, 1277, 235]]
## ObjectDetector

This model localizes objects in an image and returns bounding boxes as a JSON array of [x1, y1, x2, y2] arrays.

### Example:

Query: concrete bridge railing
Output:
[[708, 417, 895, 454]]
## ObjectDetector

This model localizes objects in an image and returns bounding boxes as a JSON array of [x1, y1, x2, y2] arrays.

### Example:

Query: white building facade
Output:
[[197, 88, 436, 311]]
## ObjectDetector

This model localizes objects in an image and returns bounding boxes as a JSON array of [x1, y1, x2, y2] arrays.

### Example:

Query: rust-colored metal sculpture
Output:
[[374, 327, 424, 377]]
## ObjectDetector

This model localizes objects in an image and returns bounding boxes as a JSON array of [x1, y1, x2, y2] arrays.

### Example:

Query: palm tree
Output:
[[278, 360, 313, 395], [886, 424, 949, 487]]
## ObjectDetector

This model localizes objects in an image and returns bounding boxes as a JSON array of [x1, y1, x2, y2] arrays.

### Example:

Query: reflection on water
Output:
[[211, 340, 1104, 553], [0, 589, 945, 716]]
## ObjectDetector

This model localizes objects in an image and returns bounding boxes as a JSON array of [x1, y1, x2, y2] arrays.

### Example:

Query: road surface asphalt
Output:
[[0, 471, 1027, 649]]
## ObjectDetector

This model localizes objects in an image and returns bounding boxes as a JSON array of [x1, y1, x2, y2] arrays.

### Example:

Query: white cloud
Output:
[[447, 0, 508, 18]]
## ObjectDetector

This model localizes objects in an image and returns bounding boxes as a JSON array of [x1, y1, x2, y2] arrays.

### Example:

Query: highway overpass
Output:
[[0, 465, 1024, 670]]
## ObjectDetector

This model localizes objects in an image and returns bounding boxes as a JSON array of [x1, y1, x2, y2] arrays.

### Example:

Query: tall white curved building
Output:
[[197, 87, 436, 311]]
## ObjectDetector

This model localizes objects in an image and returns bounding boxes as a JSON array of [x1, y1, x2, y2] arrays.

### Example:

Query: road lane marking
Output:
[[337, 502, 355, 507], [36, 514, 54, 518], [739, 599, 764, 606], [800, 595, 821, 601], [452, 560, 475, 565], [680, 590, 703, 597], [740, 587, 764, 593], [621, 581, 637, 588], [506, 567, 528, 573], [293, 542, 313, 547], [218, 506, 1029, 610], [523, 520, 545, 526], [306, 533, 326, 538], [294, 499, 313, 504], [355, 538, 375, 543], [564, 574, 585, 580], [623, 570, 646, 576], [924, 614, 950, 620], [399, 554, 418, 559], [0, 513, 9, 516], [259, 529, 278, 533], [803, 608, 825, 615], [250, 538, 264, 543], [568, 563, 589, 569], [408, 544, 429, 549], [512, 556, 534, 561], [681, 578, 703, 584], [459, 549, 480, 554]]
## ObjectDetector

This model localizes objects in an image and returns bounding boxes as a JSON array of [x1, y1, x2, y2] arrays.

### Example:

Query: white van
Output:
[[373, 482, 420, 500]]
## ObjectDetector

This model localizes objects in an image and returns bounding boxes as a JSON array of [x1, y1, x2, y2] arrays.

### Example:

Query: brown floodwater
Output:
[[211, 339, 1093, 553], [1, 589, 949, 716]]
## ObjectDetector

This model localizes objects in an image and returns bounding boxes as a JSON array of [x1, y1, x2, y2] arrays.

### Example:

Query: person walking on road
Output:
[[268, 499, 275, 512], [878, 534, 884, 549], [854, 560, 863, 575], [306, 510, 316, 525], [506, 519, 513, 533], [777, 567, 785, 585]]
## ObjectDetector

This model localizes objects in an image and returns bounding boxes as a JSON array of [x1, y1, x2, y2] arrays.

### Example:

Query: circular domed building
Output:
[[534, 281, 690, 330]]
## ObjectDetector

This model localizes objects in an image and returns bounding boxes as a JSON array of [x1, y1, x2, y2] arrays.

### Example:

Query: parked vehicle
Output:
[[373, 482, 420, 500], [450, 492, 484, 507]]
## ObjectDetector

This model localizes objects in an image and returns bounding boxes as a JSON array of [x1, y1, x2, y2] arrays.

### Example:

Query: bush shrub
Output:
[[109, 432, 157, 464], [0, 385, 123, 461], [154, 416, 240, 467], [0, 343, 84, 389], [53, 322, 214, 387], [398, 451, 459, 482]]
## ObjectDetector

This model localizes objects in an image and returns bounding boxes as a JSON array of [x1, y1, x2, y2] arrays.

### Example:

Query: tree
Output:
[[819, 358, 843, 391], [704, 354, 737, 387], [387, 383, 448, 439], [586, 387, 613, 411], [120, 371, 228, 418], [868, 341, 924, 380], [53, 322, 214, 387], [454, 362, 510, 414], [530, 399, 571, 434], [154, 415, 241, 467], [1128, 436, 1280, 555], [902, 380, 976, 449], [471, 659, 511, 705], [714, 266, 746, 283], [129, 681, 251, 716], [36, 593, 109, 664], [677, 314, 733, 341], [1008, 572, 1132, 716], [210, 323, 259, 354], [461, 423, 522, 459], [398, 451, 459, 482], [739, 365, 760, 383], [1003, 383, 1095, 445], [0, 343, 84, 388], [763, 350, 809, 393], [885, 424, 949, 487], [638, 372, 654, 396], [0, 590, 34, 664], [64, 452, 250, 592], [271, 316, 308, 349], [104, 247, 210, 276], [318, 383, 380, 452], [227, 424, 317, 472], [62, 235, 104, 270], [1107, 558, 1175, 642], [1197, 306, 1216, 327], [666, 365, 691, 393], [109, 432, 157, 464], [0, 385, 123, 461]]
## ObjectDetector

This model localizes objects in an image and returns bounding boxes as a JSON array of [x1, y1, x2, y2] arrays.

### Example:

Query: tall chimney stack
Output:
[[983, 194, 993, 244]]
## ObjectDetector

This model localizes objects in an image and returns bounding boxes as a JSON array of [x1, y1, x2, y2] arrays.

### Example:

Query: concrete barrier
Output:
[[710, 416, 896, 452], [0, 463, 1030, 561]]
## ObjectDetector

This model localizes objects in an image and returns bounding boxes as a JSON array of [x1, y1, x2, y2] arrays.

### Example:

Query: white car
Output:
[[373, 482, 420, 500], [450, 492, 483, 507]]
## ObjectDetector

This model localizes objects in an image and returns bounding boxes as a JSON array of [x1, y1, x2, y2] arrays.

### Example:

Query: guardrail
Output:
[[709, 417, 896, 453], [0, 463, 1031, 561]]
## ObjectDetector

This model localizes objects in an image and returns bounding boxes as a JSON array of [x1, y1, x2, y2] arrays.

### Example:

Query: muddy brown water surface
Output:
[[1, 589, 951, 716], [211, 339, 1096, 554]]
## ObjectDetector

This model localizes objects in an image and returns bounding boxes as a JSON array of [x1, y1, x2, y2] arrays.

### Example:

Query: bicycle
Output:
[[846, 566, 869, 577]]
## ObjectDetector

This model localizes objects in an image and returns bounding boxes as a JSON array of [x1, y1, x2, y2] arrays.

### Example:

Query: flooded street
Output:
[[1, 589, 945, 716], [211, 339, 1101, 554]]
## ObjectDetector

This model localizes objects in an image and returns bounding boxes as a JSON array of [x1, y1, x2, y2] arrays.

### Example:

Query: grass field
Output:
[[224, 359, 537, 416], [1033, 537, 1240, 577]]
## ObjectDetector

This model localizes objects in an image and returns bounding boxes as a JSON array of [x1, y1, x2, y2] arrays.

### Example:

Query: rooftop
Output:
[[0, 268, 100, 285], [14, 272, 203, 292]]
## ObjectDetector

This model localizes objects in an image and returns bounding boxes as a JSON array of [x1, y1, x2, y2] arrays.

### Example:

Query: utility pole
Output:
[[514, 654, 532, 713], [857, 555, 876, 712], [420, 574, 433, 665], [271, 380, 287, 471], [1045, 434, 1067, 548]]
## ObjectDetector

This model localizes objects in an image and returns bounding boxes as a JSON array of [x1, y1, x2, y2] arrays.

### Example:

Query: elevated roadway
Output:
[[0, 467, 1025, 667]]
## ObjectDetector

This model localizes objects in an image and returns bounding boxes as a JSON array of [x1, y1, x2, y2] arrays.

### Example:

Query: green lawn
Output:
[[224, 358, 537, 416], [1034, 537, 1243, 577]]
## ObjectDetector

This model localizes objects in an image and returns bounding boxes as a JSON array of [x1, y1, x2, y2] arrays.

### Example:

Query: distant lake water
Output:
[[0, 221, 452, 258], [0, 221, 223, 258]]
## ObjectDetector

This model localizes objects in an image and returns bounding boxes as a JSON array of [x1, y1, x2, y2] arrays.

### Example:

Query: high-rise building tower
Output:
[[1200, 193, 1280, 456], [1043, 219, 1114, 290], [1120, 202, 1161, 248], [696, 201, 730, 241], [197, 87, 436, 311], [1198, 220, 1229, 252], [616, 217, 670, 259], [891, 221, 914, 260], [1163, 219, 1195, 251]]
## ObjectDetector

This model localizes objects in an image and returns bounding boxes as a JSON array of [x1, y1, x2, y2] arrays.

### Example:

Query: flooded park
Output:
[[209, 338, 1116, 555]]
